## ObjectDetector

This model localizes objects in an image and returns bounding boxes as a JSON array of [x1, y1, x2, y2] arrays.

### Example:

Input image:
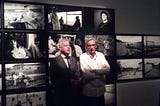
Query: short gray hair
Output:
[[57, 38, 70, 49], [85, 37, 97, 46]]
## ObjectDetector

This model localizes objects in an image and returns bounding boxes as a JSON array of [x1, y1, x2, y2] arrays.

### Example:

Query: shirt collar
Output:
[[61, 53, 71, 58], [87, 51, 97, 59]]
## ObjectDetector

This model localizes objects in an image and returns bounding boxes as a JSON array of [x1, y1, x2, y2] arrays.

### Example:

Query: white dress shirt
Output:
[[80, 51, 110, 96]]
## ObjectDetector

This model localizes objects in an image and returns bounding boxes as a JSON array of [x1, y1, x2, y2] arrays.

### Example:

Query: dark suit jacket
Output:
[[50, 54, 80, 92]]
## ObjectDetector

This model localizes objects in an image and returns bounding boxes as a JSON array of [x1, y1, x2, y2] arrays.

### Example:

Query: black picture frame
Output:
[[4, 2, 45, 30], [48, 33, 84, 58], [144, 36, 160, 56], [47, 5, 83, 32], [6, 91, 46, 106], [85, 34, 115, 57], [5, 62, 46, 90], [116, 35, 143, 57], [94, 9, 115, 35], [4, 32, 47, 60], [117, 58, 143, 80], [144, 58, 160, 78]]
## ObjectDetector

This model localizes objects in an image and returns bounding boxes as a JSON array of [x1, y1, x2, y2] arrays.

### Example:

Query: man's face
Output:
[[60, 41, 71, 56], [101, 13, 108, 21], [86, 40, 97, 55]]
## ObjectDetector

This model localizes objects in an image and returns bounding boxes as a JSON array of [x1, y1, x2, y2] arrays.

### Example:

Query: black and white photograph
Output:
[[5, 62, 46, 90], [85, 35, 114, 56], [116, 35, 142, 57], [144, 36, 160, 56], [117, 59, 143, 80], [4, 2, 44, 30], [48, 33, 84, 58], [94, 9, 114, 34], [104, 84, 116, 106], [144, 58, 160, 78], [6, 91, 46, 106], [47, 5, 82, 32], [96, 35, 114, 56], [4, 32, 46, 60]]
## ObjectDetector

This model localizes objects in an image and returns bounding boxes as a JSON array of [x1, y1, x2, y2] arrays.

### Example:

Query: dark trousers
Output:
[[53, 85, 82, 106], [82, 95, 105, 106]]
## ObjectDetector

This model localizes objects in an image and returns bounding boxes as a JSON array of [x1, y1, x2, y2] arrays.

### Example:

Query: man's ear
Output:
[[95, 45, 97, 49]]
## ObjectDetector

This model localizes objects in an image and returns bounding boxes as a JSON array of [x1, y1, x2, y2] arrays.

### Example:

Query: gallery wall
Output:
[[1, 0, 160, 106], [10, 0, 160, 34]]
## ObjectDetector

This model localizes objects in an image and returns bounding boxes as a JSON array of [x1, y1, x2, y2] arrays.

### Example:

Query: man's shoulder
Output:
[[96, 51, 103, 54], [80, 52, 87, 56], [96, 51, 105, 56], [50, 55, 62, 61]]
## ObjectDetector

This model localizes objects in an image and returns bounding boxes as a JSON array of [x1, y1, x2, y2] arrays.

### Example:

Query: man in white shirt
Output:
[[80, 37, 110, 106]]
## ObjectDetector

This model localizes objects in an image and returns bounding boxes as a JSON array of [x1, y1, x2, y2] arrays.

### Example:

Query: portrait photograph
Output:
[[4, 2, 44, 30], [6, 91, 46, 106], [94, 9, 115, 34], [117, 59, 143, 80], [116, 35, 142, 57], [85, 35, 114, 56], [144, 58, 160, 78], [48, 33, 84, 58], [47, 5, 83, 32], [144, 36, 160, 56], [5, 62, 46, 90], [4, 32, 47, 60]]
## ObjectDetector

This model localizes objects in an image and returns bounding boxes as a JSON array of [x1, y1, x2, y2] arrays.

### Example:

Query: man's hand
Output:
[[101, 64, 109, 69], [89, 69, 96, 73], [70, 77, 82, 85]]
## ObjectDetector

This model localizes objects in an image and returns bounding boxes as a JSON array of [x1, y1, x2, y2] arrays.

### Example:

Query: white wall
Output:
[[9, 0, 160, 34]]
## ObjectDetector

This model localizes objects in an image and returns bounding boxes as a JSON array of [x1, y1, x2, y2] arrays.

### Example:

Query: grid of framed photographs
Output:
[[116, 34, 160, 81], [0, 0, 159, 106]]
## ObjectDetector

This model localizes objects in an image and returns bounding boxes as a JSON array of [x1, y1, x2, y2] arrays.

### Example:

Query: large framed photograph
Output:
[[4, 2, 44, 30], [85, 35, 115, 57], [6, 91, 46, 106], [117, 59, 143, 80], [47, 5, 83, 32], [116, 35, 143, 57], [4, 32, 46, 60], [5, 62, 46, 90], [144, 58, 160, 78], [48, 33, 84, 58], [94, 9, 115, 34], [144, 36, 160, 56]]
